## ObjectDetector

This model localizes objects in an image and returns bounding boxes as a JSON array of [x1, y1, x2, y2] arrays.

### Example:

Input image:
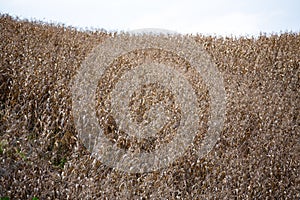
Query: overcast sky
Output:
[[1, 0, 299, 36]]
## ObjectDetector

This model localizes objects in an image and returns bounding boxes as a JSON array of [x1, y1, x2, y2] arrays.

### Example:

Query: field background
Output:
[[0, 15, 299, 199]]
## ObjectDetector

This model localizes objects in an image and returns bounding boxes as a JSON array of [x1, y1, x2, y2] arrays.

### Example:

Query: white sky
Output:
[[0, 0, 299, 36]]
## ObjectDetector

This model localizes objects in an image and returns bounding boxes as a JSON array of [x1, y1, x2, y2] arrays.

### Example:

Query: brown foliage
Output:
[[0, 14, 299, 199]]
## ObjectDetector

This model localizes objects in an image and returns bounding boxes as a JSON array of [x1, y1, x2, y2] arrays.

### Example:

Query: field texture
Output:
[[0, 15, 299, 199]]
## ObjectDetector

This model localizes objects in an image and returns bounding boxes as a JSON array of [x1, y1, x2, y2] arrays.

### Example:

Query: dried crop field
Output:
[[0, 14, 299, 199]]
